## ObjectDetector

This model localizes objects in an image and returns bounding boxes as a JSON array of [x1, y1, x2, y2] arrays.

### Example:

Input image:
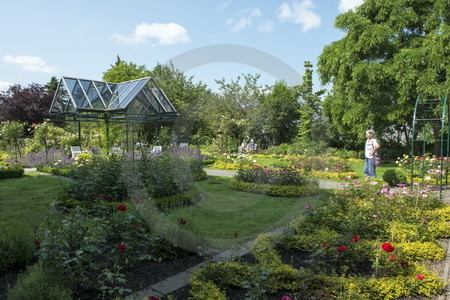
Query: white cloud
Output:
[[338, 0, 364, 13], [113, 22, 190, 46], [257, 20, 275, 33], [277, 1, 321, 32], [3, 55, 56, 73], [0, 81, 11, 92], [217, 1, 231, 10], [226, 8, 262, 32]]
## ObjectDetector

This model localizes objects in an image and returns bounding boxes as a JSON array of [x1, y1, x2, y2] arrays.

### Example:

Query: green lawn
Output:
[[168, 176, 330, 249], [0, 172, 68, 229], [348, 160, 397, 180]]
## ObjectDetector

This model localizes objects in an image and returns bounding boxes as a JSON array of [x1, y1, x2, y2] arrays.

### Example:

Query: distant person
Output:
[[364, 129, 380, 178], [249, 139, 256, 152], [238, 140, 247, 154], [171, 134, 178, 148]]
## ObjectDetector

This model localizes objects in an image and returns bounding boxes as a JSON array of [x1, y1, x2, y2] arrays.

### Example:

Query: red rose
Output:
[[117, 244, 126, 250], [322, 243, 329, 248], [381, 242, 395, 252], [91, 193, 99, 197], [33, 240, 41, 245], [117, 205, 127, 211], [352, 235, 359, 242], [101, 195, 108, 199], [417, 274, 425, 280], [131, 225, 139, 229], [337, 246, 347, 252], [234, 232, 238, 238], [178, 218, 187, 224], [149, 296, 160, 300]]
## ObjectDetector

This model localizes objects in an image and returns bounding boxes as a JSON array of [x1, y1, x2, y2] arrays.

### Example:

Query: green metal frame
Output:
[[411, 95, 449, 197]]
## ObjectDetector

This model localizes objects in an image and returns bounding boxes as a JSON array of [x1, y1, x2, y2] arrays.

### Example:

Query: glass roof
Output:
[[49, 77, 177, 123]]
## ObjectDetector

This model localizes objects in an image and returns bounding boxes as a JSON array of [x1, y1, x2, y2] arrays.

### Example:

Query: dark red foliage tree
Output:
[[0, 82, 55, 124]]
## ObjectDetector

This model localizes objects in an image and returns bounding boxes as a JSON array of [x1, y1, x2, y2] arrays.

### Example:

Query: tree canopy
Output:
[[0, 82, 55, 124], [318, 0, 450, 149]]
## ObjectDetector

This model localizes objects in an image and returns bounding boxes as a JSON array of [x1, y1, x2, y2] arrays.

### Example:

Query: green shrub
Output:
[[398, 242, 445, 261], [0, 223, 35, 274], [0, 166, 24, 179], [382, 168, 407, 186], [153, 186, 200, 212], [139, 153, 194, 197], [228, 178, 320, 197], [189, 280, 227, 300], [68, 155, 127, 202], [7, 262, 72, 300], [37, 167, 73, 177]]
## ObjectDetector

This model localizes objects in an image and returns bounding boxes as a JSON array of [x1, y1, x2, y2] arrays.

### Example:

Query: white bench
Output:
[[111, 147, 122, 155], [70, 146, 87, 157], [179, 143, 189, 148], [151, 146, 162, 154]]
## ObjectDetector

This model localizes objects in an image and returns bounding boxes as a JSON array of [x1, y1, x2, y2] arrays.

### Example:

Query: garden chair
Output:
[[151, 146, 162, 154], [70, 146, 85, 157], [111, 147, 123, 155]]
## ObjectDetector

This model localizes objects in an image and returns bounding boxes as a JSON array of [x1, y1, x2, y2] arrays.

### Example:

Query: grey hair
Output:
[[366, 130, 375, 138]]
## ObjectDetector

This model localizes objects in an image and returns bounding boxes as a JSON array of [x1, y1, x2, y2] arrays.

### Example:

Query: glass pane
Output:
[[71, 80, 87, 108], [118, 78, 148, 109], [50, 81, 70, 113], [64, 78, 77, 94], [141, 87, 163, 113], [153, 88, 175, 112], [95, 82, 111, 106]]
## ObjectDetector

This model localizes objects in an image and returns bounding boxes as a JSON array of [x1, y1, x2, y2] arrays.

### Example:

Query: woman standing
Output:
[[364, 129, 380, 178]]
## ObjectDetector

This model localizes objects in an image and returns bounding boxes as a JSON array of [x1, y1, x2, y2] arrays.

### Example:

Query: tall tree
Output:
[[254, 81, 300, 146], [0, 83, 54, 124], [102, 59, 150, 83], [297, 61, 326, 143], [318, 0, 450, 149]]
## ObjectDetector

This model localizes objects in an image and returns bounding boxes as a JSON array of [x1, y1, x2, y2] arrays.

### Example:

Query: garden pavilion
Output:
[[48, 76, 178, 153]]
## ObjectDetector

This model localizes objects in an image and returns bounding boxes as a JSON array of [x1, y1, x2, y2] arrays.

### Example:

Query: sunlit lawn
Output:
[[168, 176, 330, 249], [0, 172, 67, 229]]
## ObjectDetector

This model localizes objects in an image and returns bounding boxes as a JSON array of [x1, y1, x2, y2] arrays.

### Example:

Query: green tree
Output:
[[318, 0, 450, 150], [209, 74, 266, 151], [102, 57, 150, 83], [149, 63, 212, 145], [45, 76, 59, 93], [0, 121, 26, 158], [297, 61, 326, 143], [254, 81, 300, 146]]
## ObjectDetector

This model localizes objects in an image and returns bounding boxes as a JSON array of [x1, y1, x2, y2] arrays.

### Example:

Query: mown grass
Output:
[[0, 172, 67, 229], [168, 176, 330, 249]]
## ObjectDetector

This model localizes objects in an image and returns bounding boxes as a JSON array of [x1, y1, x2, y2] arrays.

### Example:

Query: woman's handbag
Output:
[[373, 152, 381, 166]]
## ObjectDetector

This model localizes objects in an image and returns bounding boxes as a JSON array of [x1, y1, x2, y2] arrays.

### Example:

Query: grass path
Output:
[[168, 176, 330, 249]]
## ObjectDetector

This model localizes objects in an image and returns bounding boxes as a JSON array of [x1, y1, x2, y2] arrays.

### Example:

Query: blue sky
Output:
[[0, 0, 363, 92]]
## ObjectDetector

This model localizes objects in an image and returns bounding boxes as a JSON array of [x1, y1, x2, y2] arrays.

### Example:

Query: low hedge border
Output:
[[37, 167, 73, 177], [0, 167, 24, 180], [153, 186, 200, 212], [228, 178, 320, 197]]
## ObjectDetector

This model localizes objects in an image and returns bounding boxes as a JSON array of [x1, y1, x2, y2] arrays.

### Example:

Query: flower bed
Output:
[[285, 155, 357, 179], [188, 180, 448, 299], [228, 166, 319, 197]]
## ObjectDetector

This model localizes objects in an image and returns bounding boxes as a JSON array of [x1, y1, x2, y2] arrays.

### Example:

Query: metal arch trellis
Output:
[[411, 95, 449, 198]]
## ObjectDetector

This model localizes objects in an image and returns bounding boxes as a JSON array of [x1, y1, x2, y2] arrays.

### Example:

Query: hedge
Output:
[[228, 178, 320, 197], [0, 167, 24, 180]]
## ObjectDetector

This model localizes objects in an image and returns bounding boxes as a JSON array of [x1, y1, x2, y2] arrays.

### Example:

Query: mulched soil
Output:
[[0, 268, 25, 299], [0, 253, 205, 300]]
